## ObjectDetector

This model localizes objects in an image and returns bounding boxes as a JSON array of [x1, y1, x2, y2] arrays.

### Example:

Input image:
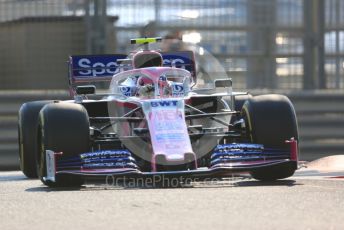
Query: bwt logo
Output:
[[151, 100, 178, 107], [77, 58, 125, 76]]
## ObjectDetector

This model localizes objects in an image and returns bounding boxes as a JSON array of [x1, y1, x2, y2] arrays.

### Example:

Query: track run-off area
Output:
[[1, 156, 344, 230]]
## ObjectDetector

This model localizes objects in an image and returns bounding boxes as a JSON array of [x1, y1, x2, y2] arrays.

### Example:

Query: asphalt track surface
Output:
[[1, 163, 344, 230]]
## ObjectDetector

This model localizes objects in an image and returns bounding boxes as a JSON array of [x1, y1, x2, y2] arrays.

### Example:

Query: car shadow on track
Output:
[[233, 179, 299, 187], [25, 186, 85, 192]]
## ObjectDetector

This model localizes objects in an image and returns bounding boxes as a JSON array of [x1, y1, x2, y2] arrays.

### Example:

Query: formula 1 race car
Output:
[[18, 37, 299, 187]]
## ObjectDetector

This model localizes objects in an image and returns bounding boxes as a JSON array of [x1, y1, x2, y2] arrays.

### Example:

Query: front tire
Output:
[[234, 94, 252, 112], [37, 102, 90, 187], [18, 100, 53, 178], [241, 94, 298, 181]]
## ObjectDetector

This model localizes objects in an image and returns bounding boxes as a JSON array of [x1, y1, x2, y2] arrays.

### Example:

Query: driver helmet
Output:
[[136, 76, 154, 97]]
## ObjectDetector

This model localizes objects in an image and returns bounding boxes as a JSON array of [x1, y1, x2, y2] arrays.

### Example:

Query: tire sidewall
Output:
[[37, 102, 90, 186], [18, 100, 53, 178], [242, 94, 298, 149]]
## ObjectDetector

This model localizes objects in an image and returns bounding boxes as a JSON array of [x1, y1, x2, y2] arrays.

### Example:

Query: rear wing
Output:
[[68, 51, 196, 97]]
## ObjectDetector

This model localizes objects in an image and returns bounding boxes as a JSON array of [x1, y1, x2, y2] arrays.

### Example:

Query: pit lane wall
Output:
[[1, 90, 343, 170]]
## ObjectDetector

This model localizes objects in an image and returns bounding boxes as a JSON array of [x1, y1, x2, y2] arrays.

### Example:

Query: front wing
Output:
[[44, 150, 298, 184], [58, 160, 296, 179]]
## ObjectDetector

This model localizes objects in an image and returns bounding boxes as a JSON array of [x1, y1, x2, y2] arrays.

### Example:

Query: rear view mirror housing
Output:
[[214, 79, 232, 88], [76, 85, 96, 95]]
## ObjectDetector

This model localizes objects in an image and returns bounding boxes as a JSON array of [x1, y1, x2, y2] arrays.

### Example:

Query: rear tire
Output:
[[241, 94, 298, 181], [37, 102, 90, 187], [18, 101, 53, 178]]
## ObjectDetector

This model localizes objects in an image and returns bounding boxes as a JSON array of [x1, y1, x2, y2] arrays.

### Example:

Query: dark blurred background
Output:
[[0, 0, 343, 169]]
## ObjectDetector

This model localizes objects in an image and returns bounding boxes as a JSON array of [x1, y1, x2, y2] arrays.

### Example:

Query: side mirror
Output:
[[76, 85, 96, 95], [214, 79, 232, 88]]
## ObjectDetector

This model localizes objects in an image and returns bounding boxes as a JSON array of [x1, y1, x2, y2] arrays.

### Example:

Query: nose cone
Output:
[[153, 152, 197, 171]]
